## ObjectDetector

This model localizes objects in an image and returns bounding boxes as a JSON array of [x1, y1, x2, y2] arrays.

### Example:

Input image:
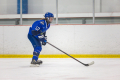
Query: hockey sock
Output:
[[32, 46, 42, 61], [32, 52, 40, 61]]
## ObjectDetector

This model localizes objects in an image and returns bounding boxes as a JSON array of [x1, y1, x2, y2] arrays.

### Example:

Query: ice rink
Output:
[[0, 58, 120, 80]]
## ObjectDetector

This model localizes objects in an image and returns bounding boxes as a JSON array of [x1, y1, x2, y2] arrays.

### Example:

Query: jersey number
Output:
[[35, 26, 40, 31]]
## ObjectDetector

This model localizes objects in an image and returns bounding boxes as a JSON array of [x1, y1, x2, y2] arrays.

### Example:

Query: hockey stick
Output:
[[47, 42, 94, 66]]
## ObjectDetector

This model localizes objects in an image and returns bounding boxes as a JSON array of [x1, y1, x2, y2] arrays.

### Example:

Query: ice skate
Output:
[[30, 59, 43, 67]]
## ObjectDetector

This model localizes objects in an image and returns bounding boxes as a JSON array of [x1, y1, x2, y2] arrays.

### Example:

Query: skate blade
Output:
[[30, 64, 40, 67]]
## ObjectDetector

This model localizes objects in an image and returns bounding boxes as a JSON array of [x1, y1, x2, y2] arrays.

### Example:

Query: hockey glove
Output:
[[42, 36, 47, 46]]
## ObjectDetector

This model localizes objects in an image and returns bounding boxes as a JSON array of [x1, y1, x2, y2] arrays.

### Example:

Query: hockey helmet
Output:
[[44, 12, 54, 18]]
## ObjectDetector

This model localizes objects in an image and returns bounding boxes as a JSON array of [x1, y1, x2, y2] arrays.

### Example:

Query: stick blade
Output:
[[88, 61, 94, 66], [84, 61, 94, 66]]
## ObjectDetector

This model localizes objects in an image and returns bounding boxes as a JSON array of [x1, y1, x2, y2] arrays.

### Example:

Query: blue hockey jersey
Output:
[[28, 19, 50, 39]]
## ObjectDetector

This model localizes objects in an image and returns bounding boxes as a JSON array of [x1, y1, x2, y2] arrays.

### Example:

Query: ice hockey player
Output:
[[27, 12, 54, 66]]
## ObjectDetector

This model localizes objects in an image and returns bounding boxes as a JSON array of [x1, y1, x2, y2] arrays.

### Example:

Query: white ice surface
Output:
[[0, 58, 120, 80]]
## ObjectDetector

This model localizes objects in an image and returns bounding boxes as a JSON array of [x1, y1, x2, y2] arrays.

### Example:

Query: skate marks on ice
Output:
[[0, 58, 120, 80]]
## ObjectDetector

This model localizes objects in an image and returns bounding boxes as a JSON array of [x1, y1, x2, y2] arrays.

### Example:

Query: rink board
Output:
[[0, 24, 120, 58]]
